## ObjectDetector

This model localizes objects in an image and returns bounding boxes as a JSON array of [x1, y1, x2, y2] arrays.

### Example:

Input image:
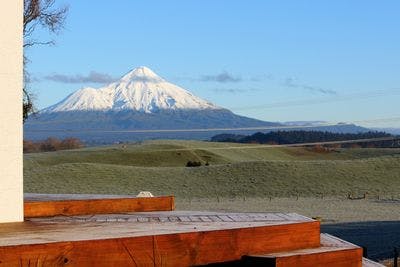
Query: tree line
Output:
[[211, 130, 399, 148], [24, 137, 84, 153]]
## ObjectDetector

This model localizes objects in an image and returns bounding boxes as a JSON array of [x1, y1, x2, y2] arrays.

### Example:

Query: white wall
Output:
[[0, 0, 24, 223]]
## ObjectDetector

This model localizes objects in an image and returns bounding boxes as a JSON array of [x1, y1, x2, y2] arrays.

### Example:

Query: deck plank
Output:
[[244, 233, 364, 267], [0, 211, 320, 266], [24, 195, 175, 217]]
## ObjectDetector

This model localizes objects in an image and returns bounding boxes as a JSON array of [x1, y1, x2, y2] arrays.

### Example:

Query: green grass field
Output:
[[24, 140, 400, 199]]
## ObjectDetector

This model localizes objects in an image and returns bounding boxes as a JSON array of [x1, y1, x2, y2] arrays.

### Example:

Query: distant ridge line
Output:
[[25, 122, 357, 133], [25, 117, 400, 134]]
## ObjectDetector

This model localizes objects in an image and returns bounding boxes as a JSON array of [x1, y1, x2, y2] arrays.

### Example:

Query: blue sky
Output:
[[26, 0, 400, 127]]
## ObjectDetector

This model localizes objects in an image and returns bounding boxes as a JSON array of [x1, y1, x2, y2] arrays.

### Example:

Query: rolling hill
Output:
[[24, 140, 400, 198]]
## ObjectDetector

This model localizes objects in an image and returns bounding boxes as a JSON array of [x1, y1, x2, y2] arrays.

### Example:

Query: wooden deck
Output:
[[24, 193, 174, 217], [0, 211, 320, 266], [0, 194, 383, 266]]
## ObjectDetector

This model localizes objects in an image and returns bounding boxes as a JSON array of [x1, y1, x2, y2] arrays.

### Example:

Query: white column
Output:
[[0, 0, 24, 222]]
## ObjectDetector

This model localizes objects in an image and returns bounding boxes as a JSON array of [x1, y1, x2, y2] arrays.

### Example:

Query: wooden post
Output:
[[0, 0, 24, 222]]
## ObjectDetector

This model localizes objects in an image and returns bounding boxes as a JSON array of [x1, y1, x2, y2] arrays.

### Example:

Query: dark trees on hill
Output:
[[211, 131, 397, 148]]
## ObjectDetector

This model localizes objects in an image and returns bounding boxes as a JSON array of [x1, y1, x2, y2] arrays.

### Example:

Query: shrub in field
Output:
[[310, 145, 331, 153], [23, 137, 84, 153], [60, 138, 84, 150], [186, 161, 202, 167]]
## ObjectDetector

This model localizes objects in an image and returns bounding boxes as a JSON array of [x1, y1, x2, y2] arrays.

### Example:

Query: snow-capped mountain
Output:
[[25, 67, 278, 143], [24, 67, 369, 143], [43, 66, 218, 113]]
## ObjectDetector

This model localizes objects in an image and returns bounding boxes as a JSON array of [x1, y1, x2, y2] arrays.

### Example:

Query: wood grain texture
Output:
[[0, 212, 314, 247], [274, 249, 363, 267], [0, 236, 155, 267], [243, 233, 363, 267], [153, 221, 320, 266], [24, 196, 175, 217], [0, 220, 320, 266]]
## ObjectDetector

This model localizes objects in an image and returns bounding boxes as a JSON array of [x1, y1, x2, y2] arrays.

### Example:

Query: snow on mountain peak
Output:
[[43, 67, 219, 113], [120, 66, 164, 82]]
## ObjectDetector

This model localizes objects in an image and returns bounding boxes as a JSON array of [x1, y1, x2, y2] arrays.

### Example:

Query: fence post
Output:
[[394, 247, 398, 267]]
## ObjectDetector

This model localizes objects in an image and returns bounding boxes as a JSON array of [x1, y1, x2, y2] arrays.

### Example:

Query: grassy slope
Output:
[[24, 140, 400, 198]]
